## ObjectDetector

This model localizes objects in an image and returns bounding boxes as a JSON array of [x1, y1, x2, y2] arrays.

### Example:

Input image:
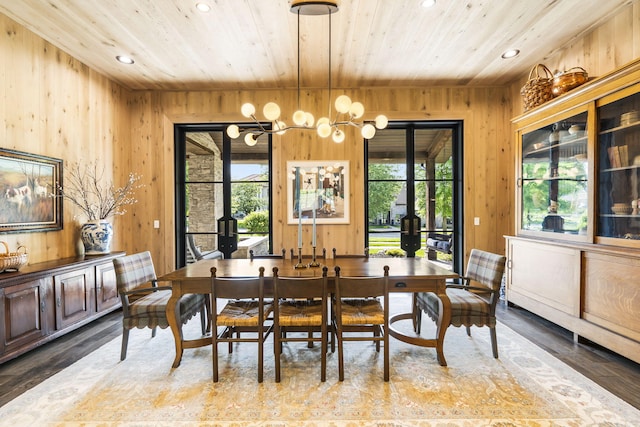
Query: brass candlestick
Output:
[[294, 247, 307, 269], [308, 246, 320, 267]]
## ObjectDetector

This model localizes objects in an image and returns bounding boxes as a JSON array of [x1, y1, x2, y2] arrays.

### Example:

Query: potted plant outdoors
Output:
[[60, 162, 143, 255]]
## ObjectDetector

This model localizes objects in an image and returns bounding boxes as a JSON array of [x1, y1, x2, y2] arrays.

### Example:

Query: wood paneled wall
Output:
[[2, 1, 639, 275], [0, 14, 131, 264]]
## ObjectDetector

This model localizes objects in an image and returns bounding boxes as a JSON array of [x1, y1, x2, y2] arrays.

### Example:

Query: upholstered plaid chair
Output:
[[210, 266, 273, 382], [414, 249, 506, 358], [113, 251, 208, 361], [272, 266, 329, 382], [332, 265, 390, 381]]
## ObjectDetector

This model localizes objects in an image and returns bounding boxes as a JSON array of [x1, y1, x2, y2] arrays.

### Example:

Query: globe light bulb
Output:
[[263, 102, 281, 121], [332, 129, 345, 143], [226, 124, 240, 139], [293, 110, 307, 126], [335, 95, 352, 114], [305, 112, 315, 127], [317, 123, 331, 138], [375, 114, 389, 129], [275, 120, 287, 135], [244, 133, 258, 146], [349, 102, 365, 118], [361, 123, 376, 139], [241, 103, 255, 118]]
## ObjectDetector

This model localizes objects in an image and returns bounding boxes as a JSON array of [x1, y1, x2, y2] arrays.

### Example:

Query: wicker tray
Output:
[[0, 241, 28, 273]]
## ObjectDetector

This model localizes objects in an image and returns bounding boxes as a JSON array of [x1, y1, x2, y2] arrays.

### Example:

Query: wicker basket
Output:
[[520, 64, 554, 111], [0, 241, 28, 273]]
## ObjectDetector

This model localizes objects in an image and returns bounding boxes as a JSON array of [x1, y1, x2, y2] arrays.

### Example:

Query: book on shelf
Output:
[[619, 145, 629, 167], [608, 146, 620, 167]]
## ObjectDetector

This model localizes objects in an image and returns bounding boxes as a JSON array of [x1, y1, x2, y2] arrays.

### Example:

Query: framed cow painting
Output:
[[0, 148, 63, 233]]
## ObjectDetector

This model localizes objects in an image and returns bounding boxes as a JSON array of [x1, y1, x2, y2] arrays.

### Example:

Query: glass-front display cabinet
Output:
[[518, 110, 589, 239], [597, 87, 640, 242]]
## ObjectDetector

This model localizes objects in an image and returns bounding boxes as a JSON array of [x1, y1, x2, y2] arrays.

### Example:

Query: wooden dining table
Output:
[[158, 256, 459, 369]]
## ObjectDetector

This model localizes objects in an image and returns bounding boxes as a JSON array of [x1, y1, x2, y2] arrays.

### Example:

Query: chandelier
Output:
[[226, 0, 388, 146]]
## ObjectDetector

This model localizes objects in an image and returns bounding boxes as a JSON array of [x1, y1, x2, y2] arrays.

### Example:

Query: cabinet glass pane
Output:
[[597, 91, 640, 239], [521, 112, 588, 234]]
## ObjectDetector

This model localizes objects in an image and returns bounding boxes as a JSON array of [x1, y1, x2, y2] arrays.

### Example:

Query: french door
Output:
[[174, 124, 272, 267], [365, 121, 463, 273]]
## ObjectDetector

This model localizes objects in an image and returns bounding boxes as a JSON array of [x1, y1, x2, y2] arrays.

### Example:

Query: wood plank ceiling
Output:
[[0, 0, 634, 91]]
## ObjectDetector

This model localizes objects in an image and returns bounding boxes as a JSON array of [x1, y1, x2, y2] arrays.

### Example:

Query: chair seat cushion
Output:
[[340, 298, 384, 325], [416, 288, 495, 328], [277, 300, 324, 326], [218, 300, 273, 327], [124, 290, 204, 330]]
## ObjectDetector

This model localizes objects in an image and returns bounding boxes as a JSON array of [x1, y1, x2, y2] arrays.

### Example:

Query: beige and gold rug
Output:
[[1, 294, 639, 426]]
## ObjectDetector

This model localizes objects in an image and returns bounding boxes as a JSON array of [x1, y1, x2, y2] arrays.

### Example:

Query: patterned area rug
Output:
[[1, 294, 639, 426]]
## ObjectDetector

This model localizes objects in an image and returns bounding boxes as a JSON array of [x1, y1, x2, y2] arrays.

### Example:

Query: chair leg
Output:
[[413, 295, 422, 335], [151, 326, 157, 338], [200, 306, 206, 335], [212, 336, 219, 382], [374, 326, 381, 352], [274, 324, 281, 383], [120, 327, 130, 361], [321, 323, 327, 382], [383, 327, 389, 382], [337, 327, 344, 381], [258, 330, 264, 383], [490, 327, 499, 359], [466, 326, 471, 337]]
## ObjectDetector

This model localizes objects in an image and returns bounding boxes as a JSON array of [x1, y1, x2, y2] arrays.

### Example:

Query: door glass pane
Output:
[[230, 134, 270, 239]]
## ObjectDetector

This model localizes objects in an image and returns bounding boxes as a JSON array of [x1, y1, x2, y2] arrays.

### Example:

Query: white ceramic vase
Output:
[[80, 220, 113, 255]]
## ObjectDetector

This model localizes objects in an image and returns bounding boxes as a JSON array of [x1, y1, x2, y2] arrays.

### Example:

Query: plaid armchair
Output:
[[414, 249, 506, 358]]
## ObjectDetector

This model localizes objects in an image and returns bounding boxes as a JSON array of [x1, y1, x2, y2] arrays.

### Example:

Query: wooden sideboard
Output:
[[0, 252, 124, 364]]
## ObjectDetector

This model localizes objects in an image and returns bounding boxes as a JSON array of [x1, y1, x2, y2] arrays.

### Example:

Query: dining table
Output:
[[158, 256, 459, 369]]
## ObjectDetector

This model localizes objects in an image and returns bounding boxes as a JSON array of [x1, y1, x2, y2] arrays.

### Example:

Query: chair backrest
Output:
[[186, 234, 204, 261], [465, 249, 506, 293], [250, 248, 286, 261], [113, 251, 157, 295], [210, 266, 265, 300], [334, 265, 389, 298], [332, 248, 369, 258], [290, 248, 326, 259], [272, 266, 328, 300]]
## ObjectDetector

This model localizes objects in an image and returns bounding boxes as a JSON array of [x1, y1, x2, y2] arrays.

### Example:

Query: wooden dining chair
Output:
[[272, 266, 329, 382], [332, 247, 369, 258], [413, 248, 506, 358], [249, 248, 286, 260], [210, 266, 273, 382], [332, 265, 390, 381], [113, 251, 208, 361]]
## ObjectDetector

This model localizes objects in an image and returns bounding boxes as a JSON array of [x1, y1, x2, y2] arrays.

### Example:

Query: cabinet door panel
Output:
[[95, 262, 120, 312], [508, 239, 581, 315], [54, 267, 93, 329], [1, 279, 48, 354]]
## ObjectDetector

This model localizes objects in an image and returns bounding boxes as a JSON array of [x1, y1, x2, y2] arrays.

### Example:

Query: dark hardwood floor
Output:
[[1, 302, 639, 410]]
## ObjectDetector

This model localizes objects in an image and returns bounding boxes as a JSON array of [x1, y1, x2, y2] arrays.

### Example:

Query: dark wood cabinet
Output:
[[0, 252, 124, 364]]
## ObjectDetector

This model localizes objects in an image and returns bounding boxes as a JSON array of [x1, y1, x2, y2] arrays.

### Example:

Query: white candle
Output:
[[312, 197, 317, 247], [298, 202, 302, 248]]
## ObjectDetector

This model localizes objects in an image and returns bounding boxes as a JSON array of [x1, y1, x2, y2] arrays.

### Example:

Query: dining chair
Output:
[[413, 248, 506, 358], [332, 247, 369, 258], [210, 266, 273, 382], [332, 265, 390, 381], [113, 251, 208, 361], [249, 248, 286, 260], [272, 266, 329, 382], [289, 248, 326, 259]]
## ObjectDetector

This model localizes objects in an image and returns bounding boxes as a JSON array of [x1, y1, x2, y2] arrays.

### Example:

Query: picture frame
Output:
[[0, 148, 63, 233], [287, 160, 349, 224]]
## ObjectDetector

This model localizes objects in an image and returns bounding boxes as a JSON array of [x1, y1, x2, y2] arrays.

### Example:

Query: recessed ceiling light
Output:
[[196, 2, 211, 12], [501, 49, 520, 59], [421, 0, 436, 7], [116, 55, 134, 65]]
